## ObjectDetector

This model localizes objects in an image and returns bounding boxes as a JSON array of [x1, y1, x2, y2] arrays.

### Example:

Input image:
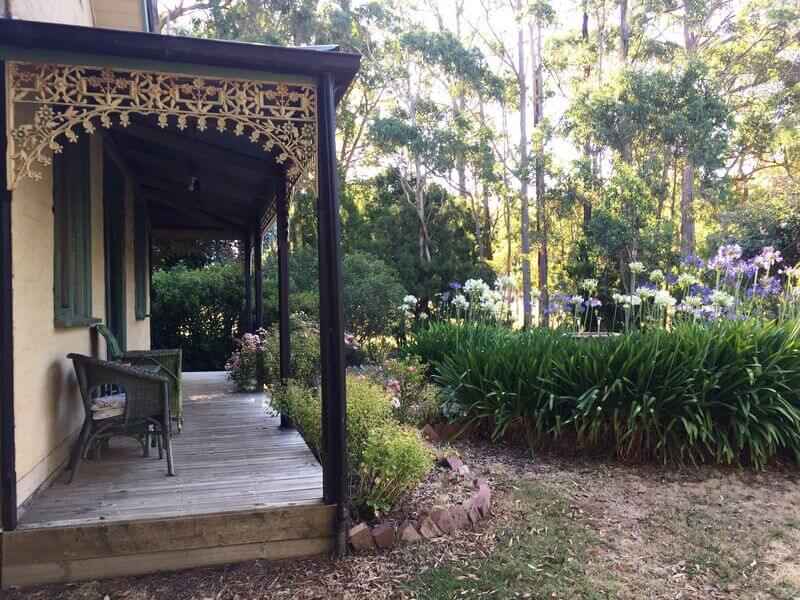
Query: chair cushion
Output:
[[90, 393, 126, 420]]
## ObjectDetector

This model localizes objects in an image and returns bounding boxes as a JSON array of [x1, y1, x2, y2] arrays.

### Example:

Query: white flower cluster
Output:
[[495, 275, 515, 291], [581, 278, 599, 293], [456, 278, 505, 317], [400, 294, 418, 319], [612, 293, 642, 308], [628, 261, 645, 275]]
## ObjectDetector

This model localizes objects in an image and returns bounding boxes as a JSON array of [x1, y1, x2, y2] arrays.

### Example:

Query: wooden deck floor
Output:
[[18, 371, 324, 528]]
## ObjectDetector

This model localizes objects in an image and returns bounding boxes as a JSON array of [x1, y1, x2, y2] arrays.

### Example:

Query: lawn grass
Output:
[[403, 482, 618, 599]]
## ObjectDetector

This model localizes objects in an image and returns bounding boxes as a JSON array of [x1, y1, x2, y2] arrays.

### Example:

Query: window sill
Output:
[[54, 316, 102, 329], [135, 313, 151, 321]]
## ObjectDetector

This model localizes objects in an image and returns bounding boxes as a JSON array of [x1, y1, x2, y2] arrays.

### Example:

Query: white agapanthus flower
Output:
[[654, 290, 676, 307], [581, 278, 599, 293], [402, 294, 418, 308], [419, 312, 429, 320], [626, 295, 643, 307], [629, 261, 645, 274], [464, 278, 490, 297], [452, 294, 469, 310], [649, 269, 665, 283], [612, 293, 626, 304], [495, 275, 515, 291], [636, 286, 656, 299], [710, 290, 735, 308], [570, 295, 584, 305], [676, 273, 698, 288], [683, 295, 703, 308]]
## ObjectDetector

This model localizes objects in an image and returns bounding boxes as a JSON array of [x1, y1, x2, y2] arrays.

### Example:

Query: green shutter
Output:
[[134, 195, 149, 319], [53, 137, 99, 328]]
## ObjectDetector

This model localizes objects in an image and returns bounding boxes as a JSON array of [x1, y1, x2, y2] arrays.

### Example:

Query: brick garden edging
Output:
[[347, 452, 492, 553]]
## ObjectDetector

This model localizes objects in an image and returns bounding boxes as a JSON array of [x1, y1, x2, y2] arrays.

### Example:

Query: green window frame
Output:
[[134, 195, 150, 320], [53, 136, 99, 328]]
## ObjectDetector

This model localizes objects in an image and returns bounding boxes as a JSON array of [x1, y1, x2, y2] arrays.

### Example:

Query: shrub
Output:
[[226, 314, 320, 391], [361, 356, 442, 427], [225, 331, 268, 391], [353, 423, 435, 515], [265, 247, 405, 342], [152, 263, 243, 370], [273, 374, 433, 514], [415, 320, 800, 468]]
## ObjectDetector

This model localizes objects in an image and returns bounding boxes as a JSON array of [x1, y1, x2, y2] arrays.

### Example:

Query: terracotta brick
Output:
[[421, 423, 440, 441], [371, 522, 398, 550], [349, 522, 376, 552], [449, 505, 470, 530], [397, 520, 423, 545], [473, 485, 491, 517], [462, 499, 481, 526], [445, 456, 463, 471], [418, 514, 443, 539], [431, 508, 457, 534], [433, 421, 449, 440]]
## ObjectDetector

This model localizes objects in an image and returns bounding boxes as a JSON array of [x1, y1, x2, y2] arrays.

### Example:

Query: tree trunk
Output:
[[656, 145, 671, 220], [518, 2, 532, 329], [582, 1, 593, 225], [620, 0, 630, 64], [531, 18, 548, 326], [478, 99, 493, 259], [680, 157, 695, 256], [414, 156, 431, 262]]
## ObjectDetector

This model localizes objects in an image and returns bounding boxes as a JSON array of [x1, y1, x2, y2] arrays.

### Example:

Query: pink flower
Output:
[[382, 360, 391, 367], [406, 366, 416, 373], [356, 374, 366, 381], [410, 404, 418, 414], [389, 397, 400, 409]]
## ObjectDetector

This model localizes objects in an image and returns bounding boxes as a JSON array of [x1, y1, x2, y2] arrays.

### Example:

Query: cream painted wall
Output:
[[93, 0, 146, 31], [124, 183, 151, 351], [13, 134, 150, 506], [8, 0, 94, 26]]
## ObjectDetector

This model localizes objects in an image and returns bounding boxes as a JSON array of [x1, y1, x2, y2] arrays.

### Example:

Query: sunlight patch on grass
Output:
[[403, 482, 617, 599]]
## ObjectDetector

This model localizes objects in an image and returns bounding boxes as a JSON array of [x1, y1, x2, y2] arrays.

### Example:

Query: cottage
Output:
[[0, 0, 358, 587]]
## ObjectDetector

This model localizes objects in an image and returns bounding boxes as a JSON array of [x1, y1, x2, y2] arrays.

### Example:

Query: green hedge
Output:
[[410, 320, 800, 468]]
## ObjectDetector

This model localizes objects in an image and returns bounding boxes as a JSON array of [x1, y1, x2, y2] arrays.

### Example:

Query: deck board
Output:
[[17, 372, 324, 529]]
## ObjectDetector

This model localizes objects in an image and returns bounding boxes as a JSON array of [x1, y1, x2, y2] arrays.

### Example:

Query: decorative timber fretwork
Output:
[[4, 61, 318, 195]]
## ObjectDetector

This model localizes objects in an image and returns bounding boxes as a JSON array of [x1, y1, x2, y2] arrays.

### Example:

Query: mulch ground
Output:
[[5, 439, 799, 599]]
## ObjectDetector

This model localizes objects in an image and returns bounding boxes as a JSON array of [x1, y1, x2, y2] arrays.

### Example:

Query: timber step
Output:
[[1, 503, 335, 588]]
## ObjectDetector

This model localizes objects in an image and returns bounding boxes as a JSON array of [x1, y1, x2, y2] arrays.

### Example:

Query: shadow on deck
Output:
[[2, 372, 332, 588]]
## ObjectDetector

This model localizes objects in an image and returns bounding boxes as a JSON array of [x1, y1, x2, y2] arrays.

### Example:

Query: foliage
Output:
[[414, 320, 800, 468], [225, 314, 320, 391], [152, 263, 243, 371], [353, 423, 435, 516], [272, 374, 433, 514], [356, 356, 442, 427], [265, 246, 406, 342]]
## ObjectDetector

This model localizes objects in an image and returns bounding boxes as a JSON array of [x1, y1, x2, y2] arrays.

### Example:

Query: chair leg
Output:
[[157, 430, 163, 459], [68, 421, 92, 484], [163, 427, 174, 476]]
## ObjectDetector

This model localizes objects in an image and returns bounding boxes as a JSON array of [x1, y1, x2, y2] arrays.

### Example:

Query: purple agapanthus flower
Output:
[[709, 244, 743, 271], [747, 275, 782, 298], [449, 281, 462, 290], [441, 291, 451, 301], [690, 283, 712, 298], [684, 255, 705, 269], [582, 297, 602, 309], [664, 273, 677, 286]]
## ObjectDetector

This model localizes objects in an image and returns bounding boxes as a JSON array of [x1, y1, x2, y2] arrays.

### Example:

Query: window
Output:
[[53, 136, 97, 327], [134, 195, 149, 319]]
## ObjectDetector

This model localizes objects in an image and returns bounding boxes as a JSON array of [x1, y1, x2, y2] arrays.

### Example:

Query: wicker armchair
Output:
[[95, 324, 183, 431], [67, 353, 175, 483]]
